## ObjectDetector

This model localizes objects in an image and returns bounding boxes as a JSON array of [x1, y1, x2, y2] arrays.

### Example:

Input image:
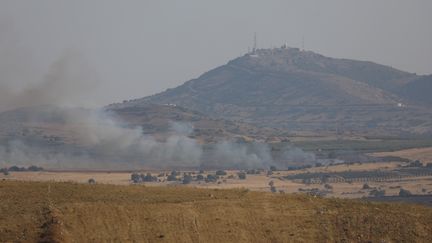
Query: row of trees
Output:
[[130, 170, 248, 184], [1, 165, 44, 175]]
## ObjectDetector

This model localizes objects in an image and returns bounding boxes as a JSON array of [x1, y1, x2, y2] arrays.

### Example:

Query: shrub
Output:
[[362, 183, 371, 190], [215, 170, 227, 176], [324, 184, 333, 190], [88, 178, 96, 184], [270, 186, 277, 193], [409, 160, 423, 167], [246, 169, 260, 175], [369, 189, 385, 197]]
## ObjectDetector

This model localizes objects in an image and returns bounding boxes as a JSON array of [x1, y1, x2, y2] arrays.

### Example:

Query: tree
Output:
[[215, 170, 227, 176], [237, 172, 247, 180], [167, 174, 177, 181], [399, 188, 412, 197], [141, 173, 157, 182], [27, 165, 43, 171], [1, 168, 9, 176], [205, 174, 218, 183], [131, 173, 141, 183], [88, 178, 96, 184], [182, 175, 193, 184], [8, 166, 24, 172], [196, 174, 205, 181]]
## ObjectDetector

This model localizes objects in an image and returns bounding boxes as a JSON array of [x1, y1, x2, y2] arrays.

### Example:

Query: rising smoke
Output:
[[0, 106, 316, 170], [0, 50, 99, 112], [0, 21, 315, 170]]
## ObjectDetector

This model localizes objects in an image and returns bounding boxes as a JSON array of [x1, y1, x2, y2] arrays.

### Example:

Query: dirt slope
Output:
[[1, 181, 432, 242]]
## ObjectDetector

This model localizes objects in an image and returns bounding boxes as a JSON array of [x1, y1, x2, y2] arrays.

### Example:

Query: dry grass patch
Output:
[[1, 181, 432, 242]]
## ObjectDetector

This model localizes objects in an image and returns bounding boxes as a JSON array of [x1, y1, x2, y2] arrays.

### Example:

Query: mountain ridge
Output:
[[123, 47, 432, 136]]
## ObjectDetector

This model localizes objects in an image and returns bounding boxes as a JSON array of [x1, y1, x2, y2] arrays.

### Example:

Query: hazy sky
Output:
[[1, 0, 431, 107]]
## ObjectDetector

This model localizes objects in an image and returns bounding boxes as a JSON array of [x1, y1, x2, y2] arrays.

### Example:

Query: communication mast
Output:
[[253, 32, 257, 54], [302, 36, 305, 51]]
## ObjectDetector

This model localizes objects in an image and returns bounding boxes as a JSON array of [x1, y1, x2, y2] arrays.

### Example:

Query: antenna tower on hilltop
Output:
[[302, 36, 305, 51], [253, 32, 257, 53]]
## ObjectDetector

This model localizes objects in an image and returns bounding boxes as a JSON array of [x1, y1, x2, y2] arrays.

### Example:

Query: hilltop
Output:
[[126, 47, 432, 136]]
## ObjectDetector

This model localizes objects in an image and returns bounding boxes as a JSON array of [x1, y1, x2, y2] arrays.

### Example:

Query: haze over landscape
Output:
[[1, 1, 432, 242], [1, 0, 431, 106]]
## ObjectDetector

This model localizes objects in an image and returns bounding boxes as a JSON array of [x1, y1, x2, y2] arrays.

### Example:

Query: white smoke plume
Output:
[[0, 110, 204, 169], [0, 109, 316, 170]]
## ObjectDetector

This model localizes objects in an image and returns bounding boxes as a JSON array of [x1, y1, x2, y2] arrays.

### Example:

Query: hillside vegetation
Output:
[[1, 181, 432, 242], [132, 47, 432, 136]]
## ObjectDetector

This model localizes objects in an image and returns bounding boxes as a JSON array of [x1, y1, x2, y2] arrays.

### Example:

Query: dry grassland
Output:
[[1, 181, 432, 242]]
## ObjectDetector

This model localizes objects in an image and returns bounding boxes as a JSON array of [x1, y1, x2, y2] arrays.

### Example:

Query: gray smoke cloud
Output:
[[0, 108, 316, 170], [0, 19, 99, 112], [0, 110, 203, 169], [0, 19, 316, 170], [0, 50, 99, 112], [205, 141, 273, 169]]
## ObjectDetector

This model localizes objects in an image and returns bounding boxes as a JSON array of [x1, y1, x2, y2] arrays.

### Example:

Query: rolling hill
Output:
[[127, 47, 432, 136]]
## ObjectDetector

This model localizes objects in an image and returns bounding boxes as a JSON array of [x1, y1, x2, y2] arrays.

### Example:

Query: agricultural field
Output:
[[370, 146, 432, 164], [1, 180, 432, 242], [3, 160, 432, 200]]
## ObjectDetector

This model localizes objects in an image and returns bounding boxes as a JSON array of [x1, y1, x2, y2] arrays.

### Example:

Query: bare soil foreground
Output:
[[1, 181, 432, 242]]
